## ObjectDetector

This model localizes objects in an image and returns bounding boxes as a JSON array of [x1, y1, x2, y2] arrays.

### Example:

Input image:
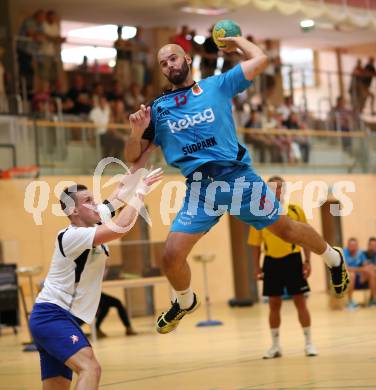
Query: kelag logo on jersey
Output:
[[167, 108, 215, 133]]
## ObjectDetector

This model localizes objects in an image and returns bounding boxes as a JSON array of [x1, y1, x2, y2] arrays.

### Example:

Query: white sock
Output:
[[176, 287, 194, 309], [303, 327, 312, 346], [321, 244, 341, 268], [271, 328, 280, 348]]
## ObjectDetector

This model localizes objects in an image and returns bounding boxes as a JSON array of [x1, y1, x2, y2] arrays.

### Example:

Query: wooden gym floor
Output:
[[0, 293, 375, 390]]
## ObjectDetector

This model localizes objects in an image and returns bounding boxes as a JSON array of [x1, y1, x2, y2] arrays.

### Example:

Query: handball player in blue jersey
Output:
[[125, 36, 349, 334]]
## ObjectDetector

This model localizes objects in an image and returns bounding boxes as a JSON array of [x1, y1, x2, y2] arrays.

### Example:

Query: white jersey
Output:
[[36, 224, 109, 323]]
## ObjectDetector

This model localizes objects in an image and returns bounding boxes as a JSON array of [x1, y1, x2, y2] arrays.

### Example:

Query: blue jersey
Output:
[[343, 248, 366, 268], [143, 64, 253, 176]]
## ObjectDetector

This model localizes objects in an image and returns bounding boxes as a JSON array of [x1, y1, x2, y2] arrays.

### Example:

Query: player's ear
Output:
[[185, 55, 192, 66]]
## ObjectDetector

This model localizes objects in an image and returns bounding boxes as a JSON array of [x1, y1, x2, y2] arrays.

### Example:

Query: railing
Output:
[[0, 118, 372, 175]]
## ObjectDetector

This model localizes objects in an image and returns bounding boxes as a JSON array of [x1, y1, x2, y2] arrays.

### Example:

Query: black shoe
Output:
[[328, 247, 350, 298], [156, 293, 200, 334]]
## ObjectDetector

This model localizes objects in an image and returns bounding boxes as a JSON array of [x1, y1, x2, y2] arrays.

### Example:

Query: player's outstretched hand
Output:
[[137, 168, 164, 196], [129, 104, 151, 134]]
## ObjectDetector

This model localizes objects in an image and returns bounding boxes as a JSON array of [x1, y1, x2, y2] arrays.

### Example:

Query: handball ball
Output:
[[212, 20, 241, 48]]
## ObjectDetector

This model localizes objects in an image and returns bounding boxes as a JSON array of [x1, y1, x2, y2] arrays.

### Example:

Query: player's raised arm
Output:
[[125, 104, 153, 163], [218, 36, 268, 81]]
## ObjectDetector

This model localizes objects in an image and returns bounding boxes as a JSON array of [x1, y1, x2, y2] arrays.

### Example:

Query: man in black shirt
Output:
[[362, 57, 375, 115]]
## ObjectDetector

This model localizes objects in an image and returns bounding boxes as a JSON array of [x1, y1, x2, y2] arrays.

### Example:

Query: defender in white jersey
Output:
[[29, 165, 163, 390]]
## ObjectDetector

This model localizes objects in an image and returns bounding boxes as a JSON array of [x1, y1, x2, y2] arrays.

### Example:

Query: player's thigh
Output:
[[292, 293, 308, 310], [43, 376, 71, 390], [65, 346, 100, 375], [164, 231, 204, 261]]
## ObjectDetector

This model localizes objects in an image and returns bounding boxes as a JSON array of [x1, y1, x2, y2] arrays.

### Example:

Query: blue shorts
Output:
[[29, 303, 90, 381], [171, 164, 281, 234]]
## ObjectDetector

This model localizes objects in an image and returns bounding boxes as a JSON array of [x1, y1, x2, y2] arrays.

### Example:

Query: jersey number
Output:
[[174, 94, 187, 107]]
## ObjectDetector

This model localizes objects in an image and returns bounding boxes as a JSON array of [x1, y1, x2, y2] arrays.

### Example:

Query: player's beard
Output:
[[166, 59, 189, 85]]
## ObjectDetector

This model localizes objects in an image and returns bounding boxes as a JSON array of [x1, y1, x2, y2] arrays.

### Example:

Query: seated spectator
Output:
[[92, 82, 105, 107], [278, 96, 298, 127], [65, 74, 92, 115], [95, 292, 137, 338], [32, 80, 55, 115], [171, 26, 192, 55], [285, 112, 310, 163], [107, 80, 125, 103], [125, 82, 145, 112], [89, 96, 125, 159], [363, 237, 376, 264], [343, 238, 376, 309]]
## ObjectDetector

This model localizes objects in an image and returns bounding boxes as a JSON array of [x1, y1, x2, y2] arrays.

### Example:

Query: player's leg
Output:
[[156, 231, 204, 334], [43, 376, 71, 390], [267, 215, 349, 297], [65, 347, 101, 390]]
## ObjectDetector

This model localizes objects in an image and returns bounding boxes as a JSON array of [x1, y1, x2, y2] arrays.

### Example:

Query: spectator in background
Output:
[[17, 10, 46, 94], [89, 96, 125, 159], [130, 27, 148, 88], [363, 237, 376, 265], [329, 96, 353, 152], [65, 74, 92, 115], [92, 82, 105, 107], [114, 25, 133, 90], [171, 26, 192, 55], [95, 293, 137, 338], [0, 46, 8, 113], [200, 27, 218, 78], [77, 55, 89, 72], [278, 96, 298, 127], [343, 238, 376, 309], [261, 40, 280, 103], [285, 112, 310, 163], [349, 59, 366, 113], [125, 82, 145, 113], [106, 80, 125, 104], [32, 80, 54, 115], [362, 57, 375, 115], [42, 10, 65, 85]]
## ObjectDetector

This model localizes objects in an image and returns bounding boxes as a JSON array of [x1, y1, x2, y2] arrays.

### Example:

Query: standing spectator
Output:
[[261, 40, 280, 103], [329, 96, 353, 152], [114, 26, 133, 90], [343, 238, 376, 309], [42, 10, 65, 85], [130, 27, 148, 88], [125, 82, 145, 113], [17, 10, 46, 94], [89, 96, 125, 159], [363, 237, 376, 265], [92, 82, 105, 107], [65, 74, 92, 115], [362, 57, 375, 115], [171, 26, 192, 55], [200, 28, 218, 78], [0, 46, 8, 113], [248, 176, 317, 359], [349, 59, 366, 113]]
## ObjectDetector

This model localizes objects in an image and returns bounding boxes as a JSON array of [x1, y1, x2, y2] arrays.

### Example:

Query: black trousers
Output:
[[96, 292, 131, 329]]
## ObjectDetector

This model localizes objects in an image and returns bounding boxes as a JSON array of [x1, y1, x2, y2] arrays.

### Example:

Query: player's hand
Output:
[[129, 104, 151, 134], [254, 267, 264, 280], [217, 36, 242, 53], [303, 262, 311, 279]]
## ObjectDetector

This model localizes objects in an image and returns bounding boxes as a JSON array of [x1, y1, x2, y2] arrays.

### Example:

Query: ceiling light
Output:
[[180, 6, 229, 15]]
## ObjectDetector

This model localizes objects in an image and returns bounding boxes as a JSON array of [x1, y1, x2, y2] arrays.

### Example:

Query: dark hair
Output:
[[60, 184, 88, 216], [369, 237, 376, 243], [348, 237, 358, 243], [268, 176, 284, 183]]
